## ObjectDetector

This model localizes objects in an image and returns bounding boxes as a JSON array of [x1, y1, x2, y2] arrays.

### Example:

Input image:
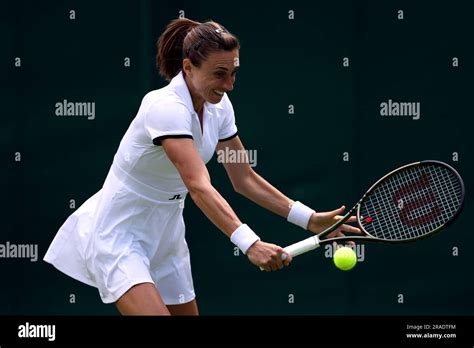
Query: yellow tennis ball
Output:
[[333, 246, 357, 271]]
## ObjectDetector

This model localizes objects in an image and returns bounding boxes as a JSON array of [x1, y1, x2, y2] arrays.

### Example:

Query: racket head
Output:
[[356, 160, 464, 243]]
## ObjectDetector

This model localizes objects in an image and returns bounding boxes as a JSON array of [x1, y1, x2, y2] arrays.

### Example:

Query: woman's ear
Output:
[[182, 58, 193, 78]]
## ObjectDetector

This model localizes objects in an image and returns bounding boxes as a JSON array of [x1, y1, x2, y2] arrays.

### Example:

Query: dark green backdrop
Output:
[[2, 0, 472, 315]]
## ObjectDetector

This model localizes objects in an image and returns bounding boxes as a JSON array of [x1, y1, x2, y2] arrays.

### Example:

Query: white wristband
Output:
[[287, 201, 315, 230], [230, 224, 260, 255]]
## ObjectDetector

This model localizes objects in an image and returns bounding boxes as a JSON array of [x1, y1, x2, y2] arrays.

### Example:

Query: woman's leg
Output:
[[167, 299, 199, 316], [115, 282, 170, 315]]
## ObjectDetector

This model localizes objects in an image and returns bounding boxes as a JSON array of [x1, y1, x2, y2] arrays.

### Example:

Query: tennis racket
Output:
[[282, 160, 465, 258]]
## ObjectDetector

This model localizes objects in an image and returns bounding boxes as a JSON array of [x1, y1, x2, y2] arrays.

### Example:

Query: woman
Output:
[[44, 18, 360, 315]]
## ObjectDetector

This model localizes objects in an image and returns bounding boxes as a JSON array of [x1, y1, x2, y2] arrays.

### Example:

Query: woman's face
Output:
[[184, 49, 239, 105]]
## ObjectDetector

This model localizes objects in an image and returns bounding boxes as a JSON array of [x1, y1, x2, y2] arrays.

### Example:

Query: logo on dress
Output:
[[169, 194, 183, 200]]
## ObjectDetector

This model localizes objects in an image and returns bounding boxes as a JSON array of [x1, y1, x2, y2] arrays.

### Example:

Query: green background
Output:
[[2, 0, 472, 315]]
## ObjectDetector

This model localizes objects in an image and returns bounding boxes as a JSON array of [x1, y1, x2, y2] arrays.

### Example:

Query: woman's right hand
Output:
[[246, 241, 292, 271]]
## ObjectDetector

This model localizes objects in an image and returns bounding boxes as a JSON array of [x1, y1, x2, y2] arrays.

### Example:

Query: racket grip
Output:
[[259, 236, 321, 270], [283, 235, 321, 257]]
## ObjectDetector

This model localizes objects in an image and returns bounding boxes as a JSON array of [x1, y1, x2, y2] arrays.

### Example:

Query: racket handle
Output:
[[259, 236, 321, 271], [283, 235, 321, 257]]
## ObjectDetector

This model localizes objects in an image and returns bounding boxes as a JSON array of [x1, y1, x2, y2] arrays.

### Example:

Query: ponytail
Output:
[[156, 18, 200, 81]]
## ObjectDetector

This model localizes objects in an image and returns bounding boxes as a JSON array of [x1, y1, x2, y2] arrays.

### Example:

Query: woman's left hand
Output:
[[307, 205, 362, 240]]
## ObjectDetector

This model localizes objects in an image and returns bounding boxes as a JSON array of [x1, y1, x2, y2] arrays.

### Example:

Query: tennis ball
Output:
[[333, 246, 357, 271]]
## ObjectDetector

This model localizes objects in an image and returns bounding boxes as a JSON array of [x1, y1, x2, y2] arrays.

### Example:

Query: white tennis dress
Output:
[[43, 71, 238, 304]]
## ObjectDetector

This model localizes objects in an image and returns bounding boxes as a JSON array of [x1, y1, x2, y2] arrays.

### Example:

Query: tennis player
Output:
[[43, 18, 360, 315]]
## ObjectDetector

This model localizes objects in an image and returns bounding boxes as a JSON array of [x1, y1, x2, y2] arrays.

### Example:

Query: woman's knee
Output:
[[115, 282, 170, 315], [167, 299, 199, 316]]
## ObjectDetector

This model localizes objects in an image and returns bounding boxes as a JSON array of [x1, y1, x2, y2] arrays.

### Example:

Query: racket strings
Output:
[[389, 166, 461, 238], [360, 164, 463, 241]]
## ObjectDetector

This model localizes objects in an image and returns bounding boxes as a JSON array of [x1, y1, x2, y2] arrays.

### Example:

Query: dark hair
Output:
[[156, 18, 240, 81]]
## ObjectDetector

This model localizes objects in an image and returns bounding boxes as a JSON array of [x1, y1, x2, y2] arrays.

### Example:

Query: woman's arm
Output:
[[163, 138, 241, 236], [162, 137, 292, 271], [216, 136, 293, 217], [216, 136, 361, 237]]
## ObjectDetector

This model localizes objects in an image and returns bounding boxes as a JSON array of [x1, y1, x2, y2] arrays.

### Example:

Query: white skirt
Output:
[[43, 164, 195, 305]]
